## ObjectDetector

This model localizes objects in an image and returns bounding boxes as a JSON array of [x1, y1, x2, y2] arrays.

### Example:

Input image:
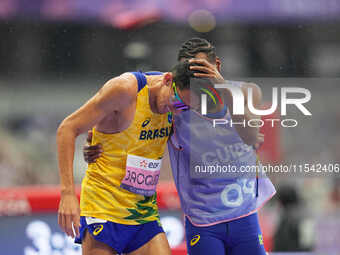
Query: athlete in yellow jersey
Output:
[[57, 62, 198, 255], [80, 76, 172, 225]]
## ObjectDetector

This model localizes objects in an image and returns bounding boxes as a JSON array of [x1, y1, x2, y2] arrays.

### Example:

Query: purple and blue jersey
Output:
[[167, 81, 276, 227]]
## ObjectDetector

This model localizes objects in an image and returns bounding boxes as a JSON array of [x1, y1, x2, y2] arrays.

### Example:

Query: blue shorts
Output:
[[185, 213, 266, 255], [75, 216, 164, 254]]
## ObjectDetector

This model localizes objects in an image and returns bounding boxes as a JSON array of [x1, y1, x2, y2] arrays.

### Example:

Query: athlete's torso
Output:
[[80, 72, 172, 225], [96, 87, 136, 134]]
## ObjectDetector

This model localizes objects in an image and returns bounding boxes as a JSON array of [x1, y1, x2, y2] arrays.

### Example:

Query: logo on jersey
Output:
[[168, 112, 173, 124], [142, 118, 151, 127], [258, 234, 264, 245], [93, 225, 104, 236], [139, 160, 148, 168], [137, 160, 160, 169], [156, 218, 162, 227], [190, 235, 200, 246]]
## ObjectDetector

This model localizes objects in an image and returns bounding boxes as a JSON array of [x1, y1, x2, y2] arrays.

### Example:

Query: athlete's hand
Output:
[[254, 133, 264, 151], [83, 130, 102, 163], [58, 192, 81, 238], [189, 58, 225, 83]]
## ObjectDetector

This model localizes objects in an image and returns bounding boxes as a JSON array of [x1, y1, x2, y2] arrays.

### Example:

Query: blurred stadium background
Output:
[[0, 0, 340, 254]]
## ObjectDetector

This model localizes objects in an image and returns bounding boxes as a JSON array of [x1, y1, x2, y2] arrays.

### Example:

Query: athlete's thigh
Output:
[[228, 213, 266, 255], [187, 232, 226, 255], [82, 230, 118, 255], [185, 217, 227, 255], [127, 232, 171, 255], [228, 236, 266, 255]]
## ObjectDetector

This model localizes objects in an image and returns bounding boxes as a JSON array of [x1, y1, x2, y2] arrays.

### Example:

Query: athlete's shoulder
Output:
[[240, 81, 262, 94], [240, 81, 261, 91], [93, 73, 138, 112], [240, 81, 262, 105], [99, 73, 139, 103], [224, 80, 260, 90], [224, 80, 262, 104], [104, 72, 138, 95]]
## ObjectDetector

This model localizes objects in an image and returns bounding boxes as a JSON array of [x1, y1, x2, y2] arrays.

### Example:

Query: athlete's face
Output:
[[156, 73, 180, 114], [156, 74, 194, 115]]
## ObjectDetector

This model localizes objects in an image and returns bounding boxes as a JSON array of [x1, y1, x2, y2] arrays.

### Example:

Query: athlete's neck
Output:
[[147, 75, 163, 114]]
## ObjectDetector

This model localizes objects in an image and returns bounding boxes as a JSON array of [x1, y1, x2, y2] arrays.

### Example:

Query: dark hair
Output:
[[171, 60, 211, 90], [177, 38, 216, 62], [171, 60, 194, 90], [171, 61, 218, 111]]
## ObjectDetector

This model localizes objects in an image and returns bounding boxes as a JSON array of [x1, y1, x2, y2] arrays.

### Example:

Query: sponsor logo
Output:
[[168, 112, 173, 124], [142, 118, 151, 127], [140, 160, 148, 168], [138, 160, 160, 169], [258, 234, 264, 245], [190, 235, 200, 246], [149, 162, 160, 168], [93, 225, 104, 236]]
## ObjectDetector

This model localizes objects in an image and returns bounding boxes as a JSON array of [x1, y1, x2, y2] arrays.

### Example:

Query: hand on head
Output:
[[188, 58, 224, 83]]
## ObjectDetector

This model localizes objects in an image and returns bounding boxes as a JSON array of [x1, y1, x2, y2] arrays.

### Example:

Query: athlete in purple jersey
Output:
[[85, 38, 276, 255]]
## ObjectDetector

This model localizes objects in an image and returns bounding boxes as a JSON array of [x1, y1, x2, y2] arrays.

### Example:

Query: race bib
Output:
[[120, 154, 162, 196]]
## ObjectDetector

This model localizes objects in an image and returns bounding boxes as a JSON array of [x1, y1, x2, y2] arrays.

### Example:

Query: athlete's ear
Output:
[[216, 57, 221, 72], [163, 72, 173, 87]]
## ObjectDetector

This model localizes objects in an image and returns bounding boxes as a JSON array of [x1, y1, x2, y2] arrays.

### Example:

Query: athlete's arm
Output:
[[56, 73, 137, 238], [222, 82, 262, 145]]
